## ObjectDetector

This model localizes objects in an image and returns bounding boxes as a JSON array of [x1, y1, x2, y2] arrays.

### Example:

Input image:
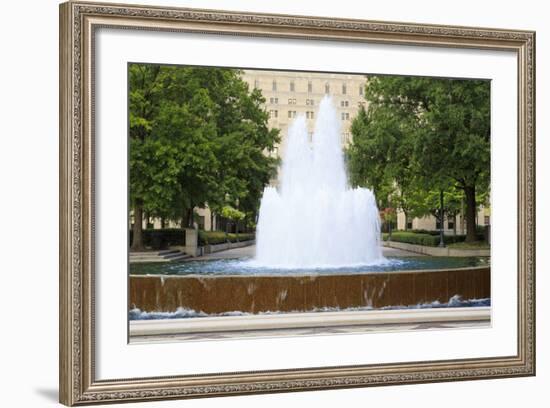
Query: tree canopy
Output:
[[129, 64, 279, 249], [347, 75, 490, 241]]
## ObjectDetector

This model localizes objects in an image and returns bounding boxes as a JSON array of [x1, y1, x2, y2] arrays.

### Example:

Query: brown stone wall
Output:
[[129, 267, 490, 314]]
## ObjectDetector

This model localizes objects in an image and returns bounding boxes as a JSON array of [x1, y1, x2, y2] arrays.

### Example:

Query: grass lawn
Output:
[[447, 241, 490, 250]]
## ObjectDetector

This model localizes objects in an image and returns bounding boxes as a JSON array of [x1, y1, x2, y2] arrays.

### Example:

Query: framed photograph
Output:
[[59, 1, 535, 405]]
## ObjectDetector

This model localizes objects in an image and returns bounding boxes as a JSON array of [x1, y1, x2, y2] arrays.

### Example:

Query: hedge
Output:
[[383, 231, 484, 247], [130, 229, 256, 249], [409, 227, 487, 238], [129, 228, 185, 249], [199, 231, 255, 246]]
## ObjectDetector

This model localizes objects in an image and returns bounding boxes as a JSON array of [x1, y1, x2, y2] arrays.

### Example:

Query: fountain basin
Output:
[[129, 265, 490, 315]]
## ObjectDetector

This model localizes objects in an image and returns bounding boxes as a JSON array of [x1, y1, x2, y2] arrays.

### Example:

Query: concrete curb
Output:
[[129, 307, 491, 336], [383, 240, 490, 257]]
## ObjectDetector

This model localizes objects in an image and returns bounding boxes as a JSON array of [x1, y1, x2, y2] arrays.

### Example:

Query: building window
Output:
[[448, 219, 455, 230], [288, 98, 296, 105], [358, 101, 366, 108], [308, 81, 313, 92], [270, 97, 278, 104], [306, 99, 314, 106], [340, 100, 349, 107], [484, 215, 490, 225], [270, 110, 278, 118], [272, 80, 277, 91], [325, 83, 330, 94], [341, 112, 350, 120], [406, 219, 413, 230], [254, 79, 259, 89], [359, 85, 363, 95], [288, 110, 296, 118], [306, 111, 314, 119], [290, 81, 295, 92], [342, 83, 347, 94]]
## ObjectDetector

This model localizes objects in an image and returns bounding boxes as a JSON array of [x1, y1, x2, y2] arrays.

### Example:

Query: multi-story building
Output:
[[240, 69, 368, 162]]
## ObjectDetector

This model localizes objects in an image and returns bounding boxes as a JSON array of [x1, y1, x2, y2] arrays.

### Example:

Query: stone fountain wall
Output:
[[129, 267, 490, 314]]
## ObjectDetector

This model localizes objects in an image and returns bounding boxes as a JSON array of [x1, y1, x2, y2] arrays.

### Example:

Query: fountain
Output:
[[128, 97, 490, 321], [255, 96, 383, 268]]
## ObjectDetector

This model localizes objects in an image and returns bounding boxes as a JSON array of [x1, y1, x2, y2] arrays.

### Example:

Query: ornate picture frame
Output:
[[59, 1, 535, 405]]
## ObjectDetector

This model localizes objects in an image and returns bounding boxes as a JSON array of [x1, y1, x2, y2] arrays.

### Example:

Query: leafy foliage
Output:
[[347, 76, 490, 241], [129, 64, 280, 247], [220, 206, 246, 222]]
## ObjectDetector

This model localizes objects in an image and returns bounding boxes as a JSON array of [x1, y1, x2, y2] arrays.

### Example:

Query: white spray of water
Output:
[[254, 96, 383, 268]]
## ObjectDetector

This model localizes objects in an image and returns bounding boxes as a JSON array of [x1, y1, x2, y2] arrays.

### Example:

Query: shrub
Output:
[[198, 231, 255, 246], [388, 231, 440, 246], [409, 229, 440, 236], [129, 228, 185, 249], [385, 231, 485, 247], [130, 229, 256, 249]]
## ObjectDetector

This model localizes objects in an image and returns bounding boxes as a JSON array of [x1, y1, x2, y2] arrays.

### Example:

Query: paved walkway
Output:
[[130, 319, 486, 343], [381, 246, 425, 257], [199, 245, 256, 259], [198, 244, 424, 260]]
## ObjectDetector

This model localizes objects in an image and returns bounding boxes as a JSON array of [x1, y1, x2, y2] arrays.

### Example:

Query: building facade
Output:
[[241, 69, 368, 162], [396, 207, 490, 235]]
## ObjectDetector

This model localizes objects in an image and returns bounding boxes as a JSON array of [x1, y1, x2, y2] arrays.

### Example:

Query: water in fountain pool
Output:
[[129, 256, 490, 276]]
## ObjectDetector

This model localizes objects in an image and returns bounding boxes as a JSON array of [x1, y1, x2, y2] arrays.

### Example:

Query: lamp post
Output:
[[388, 211, 392, 241], [438, 190, 445, 248]]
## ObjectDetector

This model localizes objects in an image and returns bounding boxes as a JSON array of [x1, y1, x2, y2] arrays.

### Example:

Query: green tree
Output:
[[348, 76, 490, 242], [411, 187, 463, 234], [220, 205, 246, 240], [129, 64, 279, 250], [347, 103, 419, 228]]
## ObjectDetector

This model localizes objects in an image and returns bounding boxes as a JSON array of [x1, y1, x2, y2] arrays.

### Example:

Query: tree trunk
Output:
[[131, 202, 144, 251], [464, 185, 477, 242], [188, 208, 194, 228]]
